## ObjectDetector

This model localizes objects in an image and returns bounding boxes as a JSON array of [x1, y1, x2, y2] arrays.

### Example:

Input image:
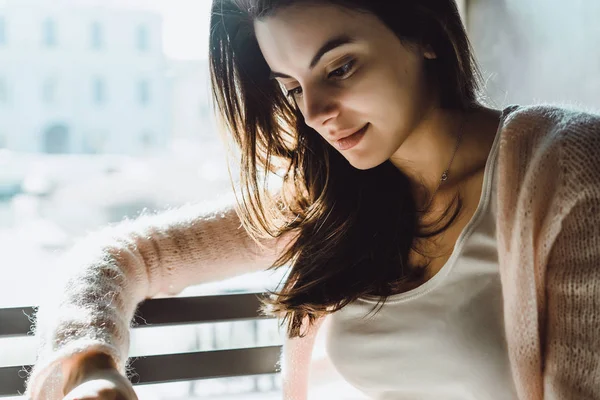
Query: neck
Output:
[[389, 105, 502, 201]]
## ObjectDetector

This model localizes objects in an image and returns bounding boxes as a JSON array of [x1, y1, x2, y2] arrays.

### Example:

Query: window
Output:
[[136, 24, 149, 52], [43, 18, 57, 47], [43, 123, 70, 154], [0, 16, 6, 45], [91, 21, 103, 50], [138, 79, 150, 106], [42, 78, 57, 104], [93, 77, 106, 105], [0, 4, 301, 400]]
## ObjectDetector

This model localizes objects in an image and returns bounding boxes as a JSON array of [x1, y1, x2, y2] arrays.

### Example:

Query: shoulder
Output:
[[496, 104, 600, 225], [499, 103, 600, 186], [502, 103, 600, 144]]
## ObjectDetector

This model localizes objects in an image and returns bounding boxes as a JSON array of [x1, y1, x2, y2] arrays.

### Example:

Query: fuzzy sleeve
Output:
[[543, 120, 600, 399], [544, 188, 600, 399], [24, 201, 290, 400]]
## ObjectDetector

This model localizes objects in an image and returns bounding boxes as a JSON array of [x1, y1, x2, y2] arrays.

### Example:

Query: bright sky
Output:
[[129, 0, 213, 60], [159, 1, 213, 60]]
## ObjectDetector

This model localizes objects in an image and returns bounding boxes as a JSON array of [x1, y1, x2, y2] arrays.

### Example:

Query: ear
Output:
[[423, 44, 437, 60]]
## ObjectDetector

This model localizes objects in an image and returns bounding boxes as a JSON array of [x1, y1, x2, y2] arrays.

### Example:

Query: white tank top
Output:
[[325, 123, 519, 400]]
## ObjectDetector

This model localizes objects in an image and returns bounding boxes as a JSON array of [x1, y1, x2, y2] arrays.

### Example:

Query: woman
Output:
[[25, 0, 600, 399]]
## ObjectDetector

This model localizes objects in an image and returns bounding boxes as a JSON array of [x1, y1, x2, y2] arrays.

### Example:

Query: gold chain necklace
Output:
[[428, 113, 467, 201]]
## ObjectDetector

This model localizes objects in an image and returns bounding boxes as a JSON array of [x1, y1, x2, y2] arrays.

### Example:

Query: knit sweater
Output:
[[25, 104, 600, 400]]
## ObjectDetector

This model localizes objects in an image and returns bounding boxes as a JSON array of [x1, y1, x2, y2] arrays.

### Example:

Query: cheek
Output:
[[343, 70, 412, 120], [352, 59, 432, 121]]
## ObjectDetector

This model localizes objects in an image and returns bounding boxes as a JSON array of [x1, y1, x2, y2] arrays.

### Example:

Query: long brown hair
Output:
[[209, 0, 483, 337]]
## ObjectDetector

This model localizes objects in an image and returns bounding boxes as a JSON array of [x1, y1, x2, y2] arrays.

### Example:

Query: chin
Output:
[[344, 154, 388, 171]]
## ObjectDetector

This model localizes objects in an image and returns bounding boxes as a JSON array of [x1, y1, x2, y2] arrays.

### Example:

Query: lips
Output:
[[335, 123, 369, 151]]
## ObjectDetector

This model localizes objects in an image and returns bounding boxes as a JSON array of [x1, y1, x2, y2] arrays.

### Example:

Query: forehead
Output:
[[254, 4, 379, 72]]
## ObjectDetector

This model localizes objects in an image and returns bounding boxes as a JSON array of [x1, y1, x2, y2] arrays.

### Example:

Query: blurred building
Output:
[[0, 0, 170, 155]]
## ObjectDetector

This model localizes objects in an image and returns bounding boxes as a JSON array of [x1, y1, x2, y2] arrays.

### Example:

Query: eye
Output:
[[328, 59, 356, 79], [283, 59, 357, 102], [286, 87, 303, 99]]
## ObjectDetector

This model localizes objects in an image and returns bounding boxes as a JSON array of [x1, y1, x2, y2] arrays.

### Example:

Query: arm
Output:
[[543, 188, 600, 399], [542, 119, 600, 399], [281, 316, 325, 400], [25, 201, 291, 400]]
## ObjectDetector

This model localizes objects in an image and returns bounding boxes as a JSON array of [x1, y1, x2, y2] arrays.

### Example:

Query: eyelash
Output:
[[286, 59, 357, 99]]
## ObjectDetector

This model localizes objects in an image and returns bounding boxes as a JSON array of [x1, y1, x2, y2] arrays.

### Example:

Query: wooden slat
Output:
[[130, 346, 282, 384], [0, 346, 282, 397], [0, 365, 26, 397], [0, 307, 35, 338], [133, 293, 269, 327], [0, 293, 279, 397], [0, 293, 269, 338]]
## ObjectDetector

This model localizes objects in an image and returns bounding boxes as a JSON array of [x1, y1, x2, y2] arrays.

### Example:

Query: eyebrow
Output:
[[269, 34, 355, 80]]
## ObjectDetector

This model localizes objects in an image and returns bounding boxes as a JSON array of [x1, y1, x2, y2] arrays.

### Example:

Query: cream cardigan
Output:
[[25, 104, 600, 399]]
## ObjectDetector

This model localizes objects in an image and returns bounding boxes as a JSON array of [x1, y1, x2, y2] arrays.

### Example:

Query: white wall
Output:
[[468, 0, 600, 110]]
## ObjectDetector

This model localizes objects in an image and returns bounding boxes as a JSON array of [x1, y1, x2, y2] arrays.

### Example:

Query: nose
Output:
[[301, 86, 340, 130]]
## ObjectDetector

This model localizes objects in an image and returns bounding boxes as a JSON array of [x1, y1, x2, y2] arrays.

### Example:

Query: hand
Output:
[[61, 352, 138, 400], [62, 368, 138, 400]]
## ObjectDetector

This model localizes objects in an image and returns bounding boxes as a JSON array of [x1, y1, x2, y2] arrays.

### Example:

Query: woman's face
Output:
[[254, 4, 438, 170]]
